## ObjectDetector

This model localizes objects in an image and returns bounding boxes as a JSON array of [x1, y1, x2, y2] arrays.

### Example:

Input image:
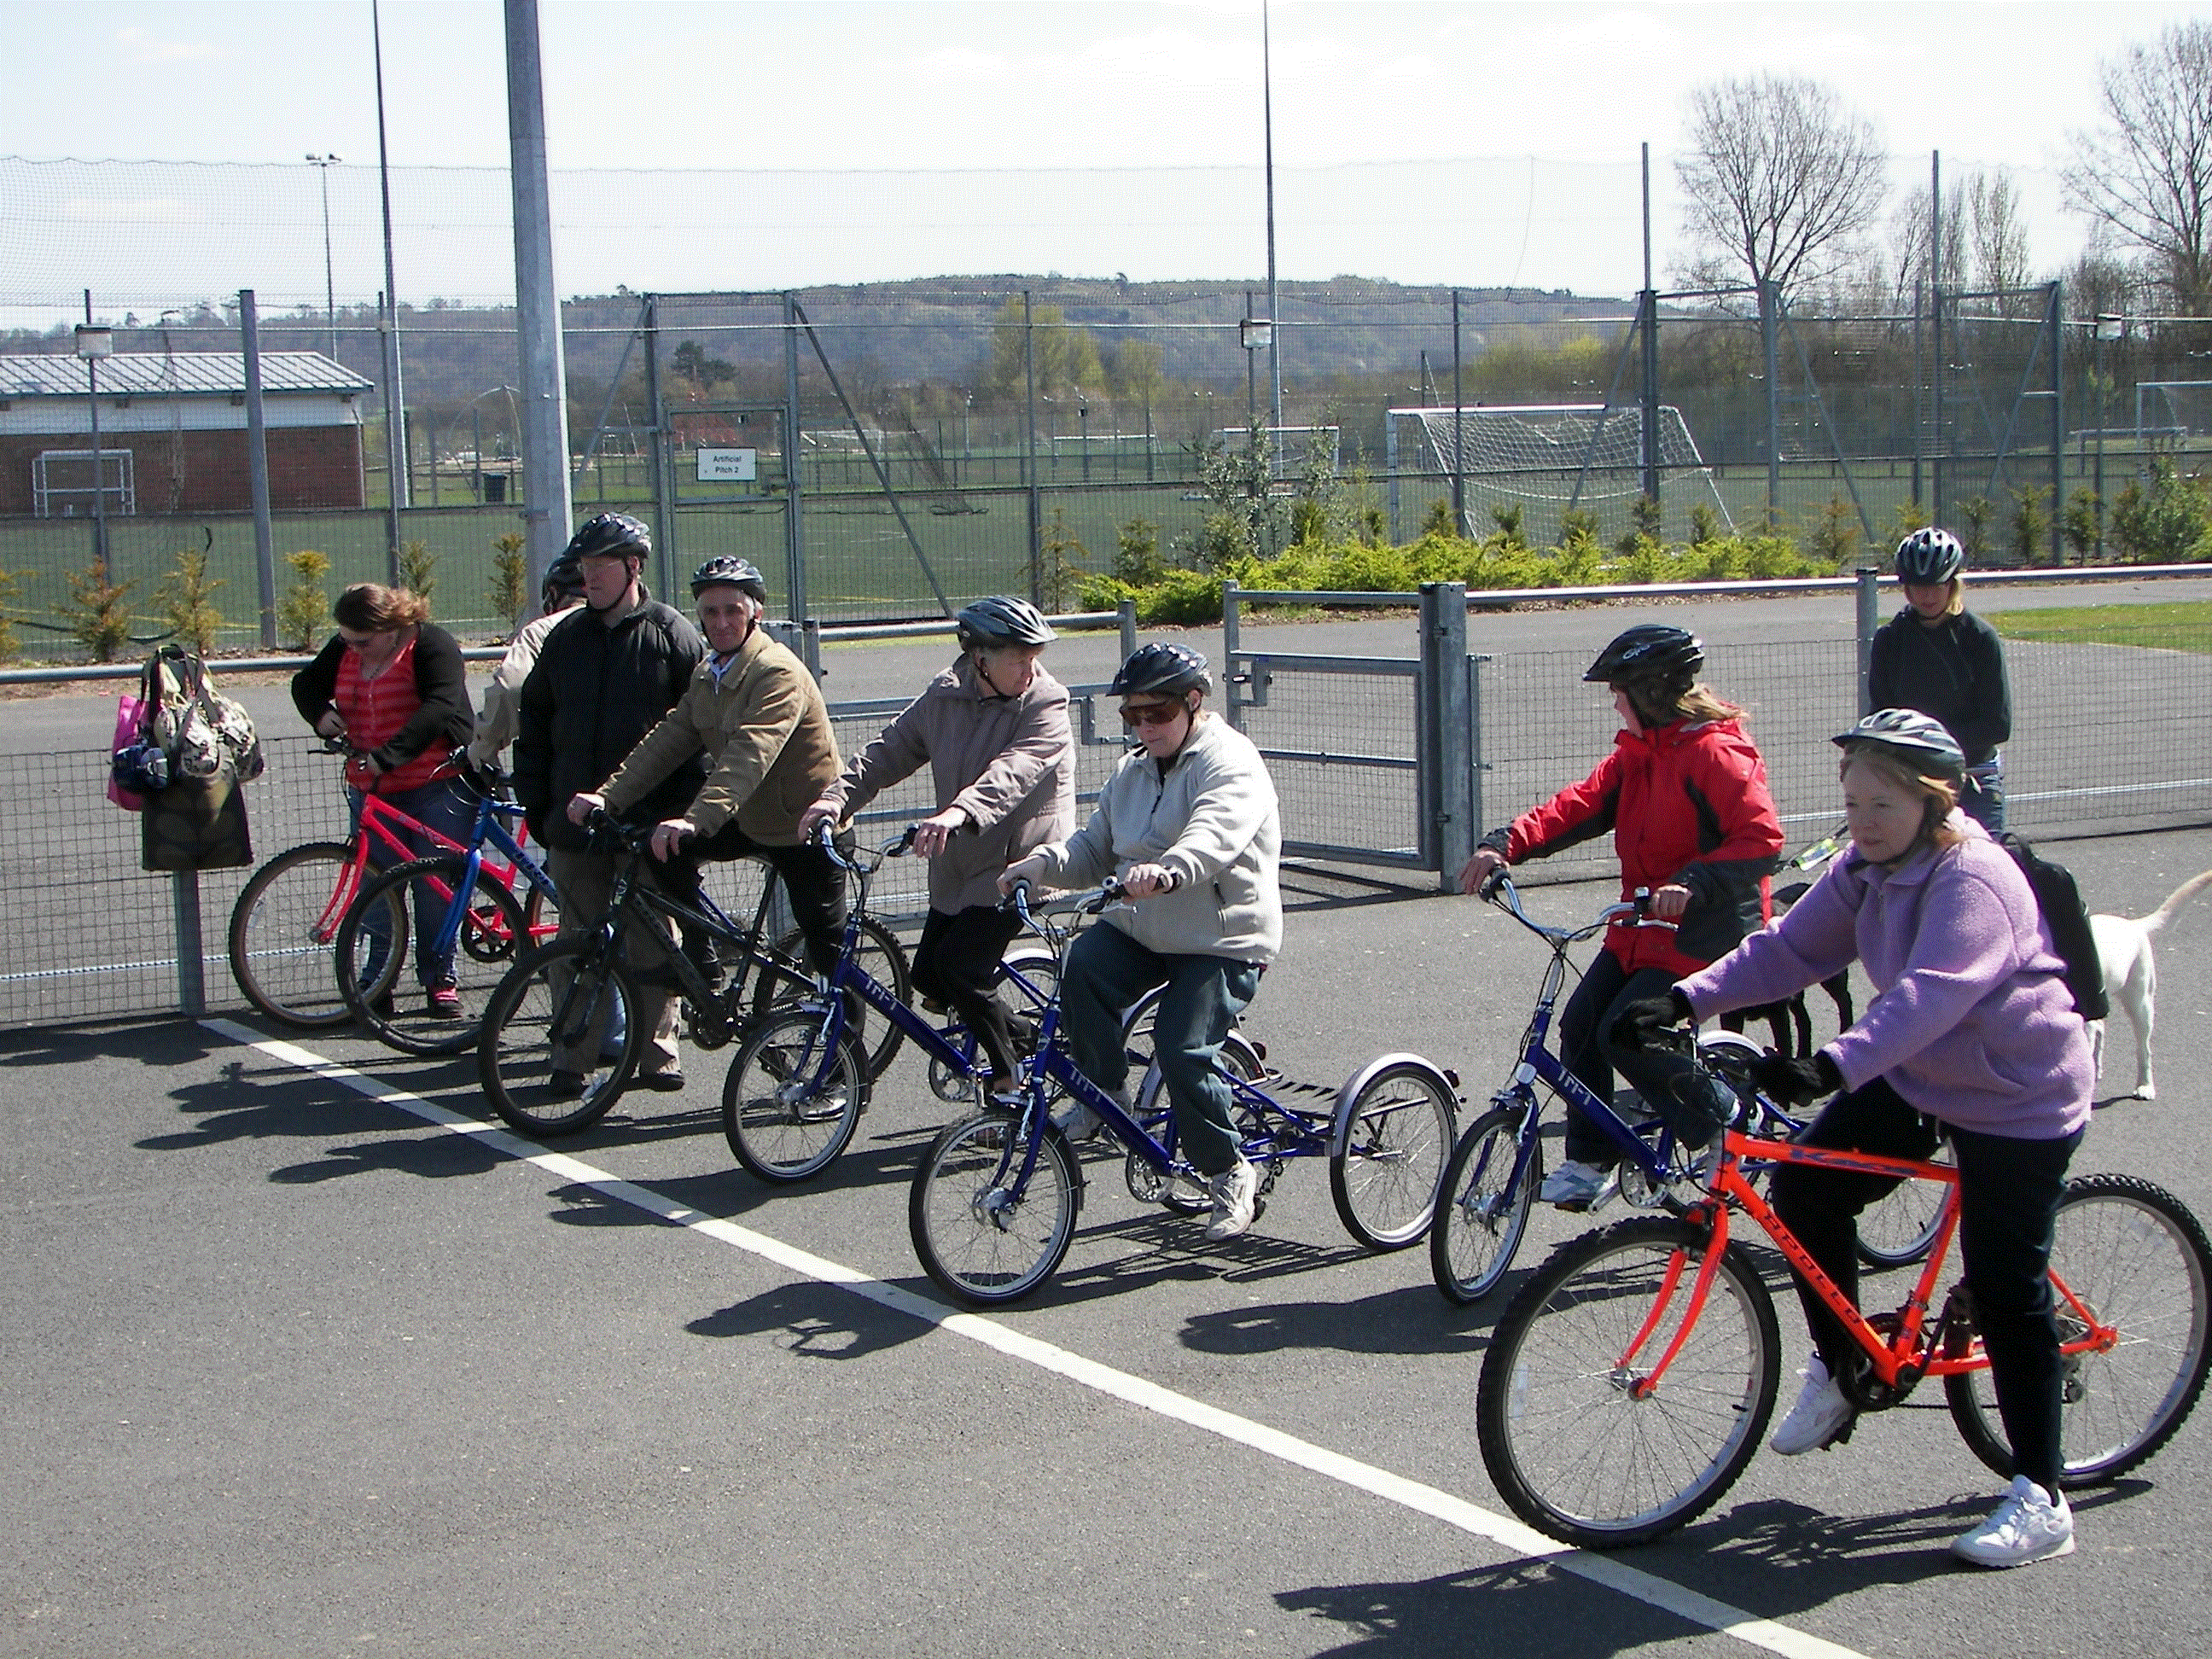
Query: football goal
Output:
[[1388, 403, 1732, 545]]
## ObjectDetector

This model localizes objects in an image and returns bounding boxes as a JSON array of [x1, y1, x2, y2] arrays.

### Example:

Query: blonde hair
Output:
[[334, 583, 431, 632], [1839, 747, 1965, 853]]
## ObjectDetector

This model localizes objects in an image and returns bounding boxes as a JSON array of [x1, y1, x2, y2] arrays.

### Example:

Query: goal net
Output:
[[1390, 404, 1732, 544], [2134, 381, 2212, 456]]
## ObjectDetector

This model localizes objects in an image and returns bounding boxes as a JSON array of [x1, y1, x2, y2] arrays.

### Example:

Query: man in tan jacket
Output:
[[568, 556, 847, 994]]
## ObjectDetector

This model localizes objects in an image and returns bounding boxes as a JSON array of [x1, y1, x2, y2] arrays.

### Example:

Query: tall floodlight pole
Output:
[[307, 153, 342, 360], [1261, 0, 1281, 441], [74, 294, 112, 573], [372, 0, 408, 579], [504, 0, 573, 591]]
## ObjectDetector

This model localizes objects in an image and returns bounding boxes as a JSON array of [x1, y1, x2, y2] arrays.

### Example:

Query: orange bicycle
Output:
[[1476, 1040, 2212, 1549]]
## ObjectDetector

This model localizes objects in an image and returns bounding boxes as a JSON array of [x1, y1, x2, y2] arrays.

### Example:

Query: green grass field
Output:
[[1986, 600, 2212, 653]]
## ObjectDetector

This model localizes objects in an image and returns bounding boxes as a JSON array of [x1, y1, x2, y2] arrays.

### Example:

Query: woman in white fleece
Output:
[[999, 643, 1282, 1242]]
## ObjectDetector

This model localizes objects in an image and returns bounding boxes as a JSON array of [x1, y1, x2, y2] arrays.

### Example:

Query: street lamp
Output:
[[74, 312, 114, 568], [306, 153, 342, 360], [2094, 313, 2127, 557]]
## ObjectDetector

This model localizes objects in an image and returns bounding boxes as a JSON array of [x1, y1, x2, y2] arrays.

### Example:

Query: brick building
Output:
[[0, 351, 373, 515]]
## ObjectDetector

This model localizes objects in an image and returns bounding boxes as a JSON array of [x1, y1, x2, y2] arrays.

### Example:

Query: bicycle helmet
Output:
[[955, 595, 1057, 649], [564, 511, 651, 562], [540, 553, 585, 611], [1582, 624, 1704, 685], [1111, 642, 1212, 698], [690, 556, 767, 602], [1895, 527, 1965, 586], [1832, 708, 1966, 779]]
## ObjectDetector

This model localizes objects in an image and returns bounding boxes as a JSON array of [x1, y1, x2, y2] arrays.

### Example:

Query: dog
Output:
[[2089, 866, 2212, 1100]]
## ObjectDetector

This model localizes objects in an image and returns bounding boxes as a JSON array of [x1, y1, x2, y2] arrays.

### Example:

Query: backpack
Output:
[[1997, 832, 2110, 1022]]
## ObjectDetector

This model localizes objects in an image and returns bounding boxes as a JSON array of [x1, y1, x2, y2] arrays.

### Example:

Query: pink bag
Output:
[[107, 692, 150, 811]]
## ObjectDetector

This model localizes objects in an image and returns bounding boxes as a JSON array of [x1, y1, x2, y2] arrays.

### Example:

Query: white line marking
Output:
[[204, 1017, 1867, 1659]]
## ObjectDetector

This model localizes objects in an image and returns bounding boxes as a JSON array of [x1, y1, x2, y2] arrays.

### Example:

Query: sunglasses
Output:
[[1121, 701, 1187, 729]]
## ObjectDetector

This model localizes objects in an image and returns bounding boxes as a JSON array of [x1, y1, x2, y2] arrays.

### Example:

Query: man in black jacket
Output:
[[514, 513, 705, 1092]]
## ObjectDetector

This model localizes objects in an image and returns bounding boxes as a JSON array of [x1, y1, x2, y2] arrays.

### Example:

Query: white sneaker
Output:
[[1205, 1159, 1260, 1240], [1539, 1159, 1609, 1209], [1952, 1475, 2075, 1568], [1769, 1354, 1854, 1455], [1051, 1086, 1123, 1143]]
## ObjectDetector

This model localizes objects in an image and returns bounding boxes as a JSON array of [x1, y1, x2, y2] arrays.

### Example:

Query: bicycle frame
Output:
[[585, 824, 809, 1022], [410, 792, 561, 964], [1610, 1133, 2116, 1404]]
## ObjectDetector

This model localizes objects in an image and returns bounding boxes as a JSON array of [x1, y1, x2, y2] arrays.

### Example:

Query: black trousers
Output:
[[1557, 952, 1697, 1167], [677, 824, 849, 981], [1769, 1076, 2080, 1493], [911, 905, 1026, 1086]]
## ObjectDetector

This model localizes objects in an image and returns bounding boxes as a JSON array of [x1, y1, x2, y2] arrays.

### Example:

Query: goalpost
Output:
[[1388, 403, 1732, 545]]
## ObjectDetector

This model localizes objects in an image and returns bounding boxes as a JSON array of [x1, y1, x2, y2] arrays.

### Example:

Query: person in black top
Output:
[[1866, 527, 2011, 832]]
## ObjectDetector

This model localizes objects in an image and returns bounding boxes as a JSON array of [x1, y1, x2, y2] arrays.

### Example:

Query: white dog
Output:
[[2089, 867, 2212, 1100]]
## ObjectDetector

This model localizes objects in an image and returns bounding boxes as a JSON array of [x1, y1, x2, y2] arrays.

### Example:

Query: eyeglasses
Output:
[[1121, 702, 1186, 728]]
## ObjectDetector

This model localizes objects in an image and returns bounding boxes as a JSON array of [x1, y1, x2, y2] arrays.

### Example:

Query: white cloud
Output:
[[115, 25, 230, 64]]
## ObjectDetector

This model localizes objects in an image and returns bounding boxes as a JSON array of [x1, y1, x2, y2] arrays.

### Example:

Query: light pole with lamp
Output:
[[307, 153, 342, 361], [74, 304, 113, 572], [1240, 315, 1271, 466], [2094, 313, 2124, 558]]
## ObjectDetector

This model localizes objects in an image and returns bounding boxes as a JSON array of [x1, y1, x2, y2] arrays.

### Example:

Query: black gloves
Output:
[[1609, 988, 1694, 1051], [1749, 1050, 1844, 1107]]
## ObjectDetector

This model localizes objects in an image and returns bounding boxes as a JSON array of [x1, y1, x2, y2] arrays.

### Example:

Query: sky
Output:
[[4, 1, 2211, 318]]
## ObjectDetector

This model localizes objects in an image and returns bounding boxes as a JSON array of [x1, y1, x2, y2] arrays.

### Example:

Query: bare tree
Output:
[[2064, 20, 2212, 312], [1676, 73, 1889, 300], [1889, 168, 2034, 311]]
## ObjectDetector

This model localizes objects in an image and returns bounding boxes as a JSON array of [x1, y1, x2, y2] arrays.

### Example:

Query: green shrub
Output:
[[2061, 487, 2101, 563], [488, 532, 529, 632], [279, 550, 332, 650], [1956, 495, 1996, 563], [399, 538, 437, 606], [1803, 496, 1862, 568], [160, 548, 225, 655], [1686, 501, 1721, 547], [2109, 460, 2212, 562], [0, 563, 26, 662], [2010, 485, 2052, 566], [65, 556, 135, 662], [1420, 497, 1460, 539], [1115, 517, 1165, 585]]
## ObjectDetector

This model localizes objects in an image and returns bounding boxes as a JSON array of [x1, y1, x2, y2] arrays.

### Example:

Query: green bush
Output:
[[2061, 487, 2101, 563], [2109, 460, 2212, 563], [160, 548, 225, 655], [65, 556, 135, 662], [0, 563, 27, 662], [2011, 485, 2053, 566], [278, 550, 332, 651], [488, 532, 530, 632]]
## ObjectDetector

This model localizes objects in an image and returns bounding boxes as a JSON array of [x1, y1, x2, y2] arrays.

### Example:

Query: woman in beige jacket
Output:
[[801, 597, 1074, 1100]]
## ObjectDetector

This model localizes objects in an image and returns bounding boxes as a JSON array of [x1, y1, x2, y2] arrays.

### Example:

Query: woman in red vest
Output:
[[290, 583, 477, 1016]]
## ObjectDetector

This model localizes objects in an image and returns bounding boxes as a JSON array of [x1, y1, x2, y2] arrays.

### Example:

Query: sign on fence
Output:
[[695, 447, 757, 482]]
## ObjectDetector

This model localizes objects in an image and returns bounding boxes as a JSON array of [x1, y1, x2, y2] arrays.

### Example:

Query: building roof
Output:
[[0, 352, 374, 400]]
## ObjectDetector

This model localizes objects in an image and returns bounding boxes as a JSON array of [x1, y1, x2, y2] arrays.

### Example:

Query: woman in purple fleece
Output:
[[1622, 708, 2093, 1569]]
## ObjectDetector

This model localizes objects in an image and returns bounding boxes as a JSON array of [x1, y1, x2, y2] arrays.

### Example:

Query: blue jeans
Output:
[[349, 771, 477, 990], [1061, 922, 1261, 1177], [1963, 760, 2005, 833]]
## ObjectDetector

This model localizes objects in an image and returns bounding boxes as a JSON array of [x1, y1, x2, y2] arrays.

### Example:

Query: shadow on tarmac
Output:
[[684, 1278, 928, 1361]]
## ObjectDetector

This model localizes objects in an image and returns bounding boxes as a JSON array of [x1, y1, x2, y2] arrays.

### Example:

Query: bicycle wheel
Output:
[[478, 938, 643, 1137], [910, 1111, 1080, 1307], [765, 917, 911, 1082], [926, 946, 1062, 1104], [229, 842, 390, 1027], [722, 1010, 868, 1183], [1331, 1061, 1456, 1250], [1132, 1032, 1268, 1214], [1857, 1141, 1954, 1269], [1946, 1173, 2212, 1488], [1478, 1217, 1781, 1549], [336, 857, 527, 1056], [1430, 1105, 1540, 1305]]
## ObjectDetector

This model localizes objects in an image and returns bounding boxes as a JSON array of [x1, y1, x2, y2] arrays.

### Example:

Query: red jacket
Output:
[[1497, 715, 1784, 975]]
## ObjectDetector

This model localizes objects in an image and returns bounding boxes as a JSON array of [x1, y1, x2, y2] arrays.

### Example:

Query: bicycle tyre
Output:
[[478, 938, 643, 1137], [722, 1010, 869, 1184], [336, 857, 527, 1056], [910, 1111, 1080, 1307], [229, 842, 391, 1027], [1430, 1105, 1540, 1305], [1136, 1032, 1268, 1215], [1856, 1140, 1954, 1269], [1945, 1173, 2212, 1488], [1330, 1061, 1456, 1250], [1478, 1216, 1781, 1549], [764, 917, 911, 1083]]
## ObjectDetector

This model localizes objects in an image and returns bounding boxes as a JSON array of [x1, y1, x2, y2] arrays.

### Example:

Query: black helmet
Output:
[[1832, 708, 1966, 779], [540, 554, 585, 611], [565, 511, 651, 562], [690, 556, 767, 602], [1111, 642, 1212, 698], [1895, 527, 1965, 586], [1583, 624, 1704, 684], [955, 595, 1057, 649]]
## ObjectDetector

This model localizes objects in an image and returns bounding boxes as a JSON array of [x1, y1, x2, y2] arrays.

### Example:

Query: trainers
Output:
[[1205, 1159, 1260, 1241], [636, 1068, 688, 1094], [1951, 1475, 2075, 1568], [1539, 1159, 1610, 1209], [427, 985, 464, 1020], [1052, 1086, 1125, 1143], [1770, 1355, 1854, 1455], [546, 1069, 585, 1101]]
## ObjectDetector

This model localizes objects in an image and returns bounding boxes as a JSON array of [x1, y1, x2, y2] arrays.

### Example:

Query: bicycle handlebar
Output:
[[1483, 872, 1676, 943]]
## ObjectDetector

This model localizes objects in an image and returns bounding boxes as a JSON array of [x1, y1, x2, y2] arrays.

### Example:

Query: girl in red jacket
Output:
[[1458, 625, 1784, 1208]]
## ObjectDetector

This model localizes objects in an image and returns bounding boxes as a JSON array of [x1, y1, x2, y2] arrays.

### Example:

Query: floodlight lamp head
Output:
[[73, 325, 113, 360]]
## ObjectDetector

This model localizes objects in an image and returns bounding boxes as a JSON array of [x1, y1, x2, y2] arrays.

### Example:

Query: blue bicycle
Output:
[[908, 879, 1461, 1307]]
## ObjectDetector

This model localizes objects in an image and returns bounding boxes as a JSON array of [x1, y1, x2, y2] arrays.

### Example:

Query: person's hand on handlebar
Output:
[[1646, 882, 1692, 922], [1458, 847, 1505, 895], [313, 707, 348, 743], [796, 800, 841, 845], [649, 818, 695, 863], [998, 853, 1048, 897], [1609, 988, 1693, 1051], [909, 806, 968, 859], [1120, 862, 1178, 900], [566, 790, 606, 826]]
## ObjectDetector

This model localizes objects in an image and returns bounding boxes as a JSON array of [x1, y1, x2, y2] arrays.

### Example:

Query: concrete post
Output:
[[238, 289, 278, 648], [1220, 579, 1243, 731], [1420, 583, 1473, 891], [1855, 565, 1882, 714], [504, 0, 574, 592]]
